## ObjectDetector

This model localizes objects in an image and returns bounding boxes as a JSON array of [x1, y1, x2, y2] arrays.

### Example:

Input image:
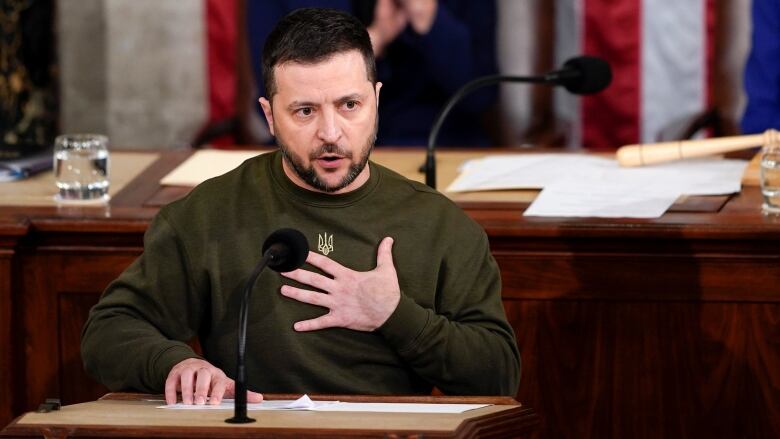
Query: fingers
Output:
[[164, 358, 265, 406], [165, 358, 232, 406], [179, 368, 196, 405], [164, 369, 180, 405], [247, 390, 264, 403], [376, 237, 395, 268], [293, 314, 341, 332], [210, 378, 228, 405], [304, 251, 348, 275], [280, 285, 333, 308], [194, 368, 212, 405], [281, 267, 336, 292], [224, 379, 264, 404]]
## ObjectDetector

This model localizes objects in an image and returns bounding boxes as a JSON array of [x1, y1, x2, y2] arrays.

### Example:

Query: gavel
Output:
[[616, 129, 779, 167]]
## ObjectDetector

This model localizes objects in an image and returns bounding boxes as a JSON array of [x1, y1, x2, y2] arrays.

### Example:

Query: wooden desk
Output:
[[1, 149, 779, 438], [1, 393, 538, 438]]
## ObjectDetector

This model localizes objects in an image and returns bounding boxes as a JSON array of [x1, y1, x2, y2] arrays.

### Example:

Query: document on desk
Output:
[[159, 394, 337, 411], [523, 177, 681, 218], [160, 150, 266, 186], [308, 402, 490, 413], [448, 154, 748, 218], [158, 394, 488, 413], [448, 154, 614, 192]]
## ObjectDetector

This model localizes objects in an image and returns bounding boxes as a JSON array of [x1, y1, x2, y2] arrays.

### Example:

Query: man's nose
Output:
[[317, 108, 342, 143]]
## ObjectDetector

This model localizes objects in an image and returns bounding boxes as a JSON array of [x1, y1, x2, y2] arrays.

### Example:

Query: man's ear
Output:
[[259, 97, 275, 136], [375, 82, 382, 108]]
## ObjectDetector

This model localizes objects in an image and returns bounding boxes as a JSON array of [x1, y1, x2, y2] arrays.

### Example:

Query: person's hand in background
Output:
[[367, 0, 408, 56], [400, 0, 438, 34]]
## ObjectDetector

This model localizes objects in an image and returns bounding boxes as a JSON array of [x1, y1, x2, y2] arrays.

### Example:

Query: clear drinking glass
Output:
[[53, 134, 110, 203], [760, 141, 780, 214]]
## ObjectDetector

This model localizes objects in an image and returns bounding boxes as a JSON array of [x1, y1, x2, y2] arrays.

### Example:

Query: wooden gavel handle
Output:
[[616, 129, 779, 167]]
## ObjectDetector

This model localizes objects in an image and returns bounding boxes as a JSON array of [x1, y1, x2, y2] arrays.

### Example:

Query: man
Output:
[[245, 0, 498, 146], [81, 8, 519, 405]]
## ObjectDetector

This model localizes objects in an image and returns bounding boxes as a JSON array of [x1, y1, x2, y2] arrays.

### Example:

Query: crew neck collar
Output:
[[267, 150, 380, 207]]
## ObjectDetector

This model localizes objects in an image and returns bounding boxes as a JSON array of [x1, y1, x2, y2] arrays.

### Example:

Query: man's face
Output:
[[259, 50, 382, 194]]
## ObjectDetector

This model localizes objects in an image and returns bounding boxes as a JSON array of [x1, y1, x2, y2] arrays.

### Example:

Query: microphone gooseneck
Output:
[[226, 228, 308, 424], [424, 55, 612, 188]]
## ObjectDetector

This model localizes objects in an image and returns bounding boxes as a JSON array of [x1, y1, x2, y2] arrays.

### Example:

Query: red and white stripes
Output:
[[557, 0, 715, 149]]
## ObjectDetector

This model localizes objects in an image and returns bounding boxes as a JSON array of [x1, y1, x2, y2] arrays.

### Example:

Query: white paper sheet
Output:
[[158, 394, 338, 411], [309, 402, 490, 413], [448, 154, 614, 192], [523, 177, 681, 218], [158, 394, 489, 413], [523, 158, 748, 218], [446, 154, 748, 218], [160, 150, 266, 186]]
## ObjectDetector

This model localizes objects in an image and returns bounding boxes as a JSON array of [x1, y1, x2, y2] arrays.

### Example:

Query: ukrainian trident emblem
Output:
[[318, 233, 334, 255]]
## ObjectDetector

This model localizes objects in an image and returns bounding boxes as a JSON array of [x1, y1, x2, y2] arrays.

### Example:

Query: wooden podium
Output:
[[0, 393, 540, 438]]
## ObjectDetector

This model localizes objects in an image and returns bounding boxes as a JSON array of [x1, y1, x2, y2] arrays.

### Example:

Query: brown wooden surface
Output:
[[0, 393, 539, 439], [0, 218, 28, 428], [1, 148, 779, 438], [0, 253, 13, 427]]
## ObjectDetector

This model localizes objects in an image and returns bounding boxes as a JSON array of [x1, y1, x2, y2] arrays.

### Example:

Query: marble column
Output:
[[58, 0, 207, 149]]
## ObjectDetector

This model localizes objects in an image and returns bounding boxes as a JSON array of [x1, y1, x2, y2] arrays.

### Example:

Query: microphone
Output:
[[226, 228, 308, 424], [424, 55, 612, 188]]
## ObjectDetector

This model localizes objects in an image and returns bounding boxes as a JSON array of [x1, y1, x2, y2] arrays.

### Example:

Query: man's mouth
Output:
[[316, 154, 345, 169]]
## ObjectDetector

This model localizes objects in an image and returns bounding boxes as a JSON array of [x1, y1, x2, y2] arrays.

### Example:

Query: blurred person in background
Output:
[[741, 0, 780, 134], [247, 0, 499, 146]]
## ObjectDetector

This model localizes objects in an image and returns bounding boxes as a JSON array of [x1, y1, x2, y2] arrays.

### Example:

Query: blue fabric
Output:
[[741, 0, 780, 134], [246, 0, 498, 146]]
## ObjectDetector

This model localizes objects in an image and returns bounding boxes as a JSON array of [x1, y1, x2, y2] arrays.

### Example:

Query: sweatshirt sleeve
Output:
[[377, 224, 521, 396], [81, 211, 204, 393]]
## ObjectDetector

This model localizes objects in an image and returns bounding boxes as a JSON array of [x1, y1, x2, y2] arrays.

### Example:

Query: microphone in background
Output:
[[424, 55, 612, 189], [226, 228, 308, 424], [543, 56, 612, 95]]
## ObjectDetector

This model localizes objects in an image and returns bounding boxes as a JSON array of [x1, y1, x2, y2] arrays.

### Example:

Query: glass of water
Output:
[[760, 140, 780, 214], [53, 134, 110, 203]]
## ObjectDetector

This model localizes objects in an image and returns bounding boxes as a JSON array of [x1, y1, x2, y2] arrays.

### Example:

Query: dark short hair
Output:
[[262, 8, 377, 99]]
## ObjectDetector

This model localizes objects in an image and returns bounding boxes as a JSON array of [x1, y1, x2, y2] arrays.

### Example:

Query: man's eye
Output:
[[344, 101, 358, 110], [297, 108, 313, 116]]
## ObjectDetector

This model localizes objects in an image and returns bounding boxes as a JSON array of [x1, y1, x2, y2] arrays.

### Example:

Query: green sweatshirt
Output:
[[81, 150, 520, 396]]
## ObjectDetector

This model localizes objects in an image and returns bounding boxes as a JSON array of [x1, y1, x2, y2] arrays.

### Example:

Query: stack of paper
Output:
[[447, 154, 748, 218]]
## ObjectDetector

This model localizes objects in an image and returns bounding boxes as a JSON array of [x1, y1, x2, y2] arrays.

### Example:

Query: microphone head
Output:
[[262, 228, 309, 272], [561, 56, 612, 94]]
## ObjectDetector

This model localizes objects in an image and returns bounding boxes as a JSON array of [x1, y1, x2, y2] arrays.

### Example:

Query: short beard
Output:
[[277, 122, 377, 193]]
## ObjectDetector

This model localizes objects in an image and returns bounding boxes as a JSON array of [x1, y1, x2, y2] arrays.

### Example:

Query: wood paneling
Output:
[[0, 254, 13, 427], [507, 300, 780, 438], [0, 219, 27, 428], [495, 252, 780, 301], [18, 250, 141, 417]]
